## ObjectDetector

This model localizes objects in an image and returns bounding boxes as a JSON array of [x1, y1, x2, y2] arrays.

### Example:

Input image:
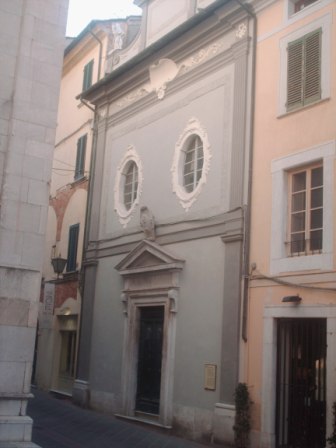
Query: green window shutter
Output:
[[287, 28, 321, 112], [67, 224, 79, 272], [82, 59, 94, 91], [287, 38, 304, 111], [75, 134, 87, 180], [303, 29, 321, 105]]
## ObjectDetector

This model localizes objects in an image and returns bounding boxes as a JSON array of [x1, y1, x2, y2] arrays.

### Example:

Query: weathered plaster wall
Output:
[[0, 0, 68, 444]]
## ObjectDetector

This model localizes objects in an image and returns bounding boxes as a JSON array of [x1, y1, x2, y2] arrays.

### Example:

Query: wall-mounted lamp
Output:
[[282, 295, 302, 304], [51, 256, 67, 279]]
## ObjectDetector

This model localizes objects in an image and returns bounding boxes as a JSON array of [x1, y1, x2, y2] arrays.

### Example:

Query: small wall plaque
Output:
[[204, 363, 217, 391]]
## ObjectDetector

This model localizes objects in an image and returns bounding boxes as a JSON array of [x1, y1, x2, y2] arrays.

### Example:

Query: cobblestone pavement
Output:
[[27, 388, 230, 448]]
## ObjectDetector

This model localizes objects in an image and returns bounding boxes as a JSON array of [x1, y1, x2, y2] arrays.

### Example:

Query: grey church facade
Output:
[[74, 0, 256, 444]]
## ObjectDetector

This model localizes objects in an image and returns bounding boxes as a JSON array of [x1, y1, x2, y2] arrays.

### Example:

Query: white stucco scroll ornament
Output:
[[114, 145, 143, 228], [146, 58, 180, 100], [235, 22, 247, 39], [171, 117, 211, 211]]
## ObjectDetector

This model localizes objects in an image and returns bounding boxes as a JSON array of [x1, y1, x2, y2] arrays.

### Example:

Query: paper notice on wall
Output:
[[43, 282, 55, 315]]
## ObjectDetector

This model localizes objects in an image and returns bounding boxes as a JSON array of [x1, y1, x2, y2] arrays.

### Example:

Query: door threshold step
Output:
[[114, 413, 172, 429]]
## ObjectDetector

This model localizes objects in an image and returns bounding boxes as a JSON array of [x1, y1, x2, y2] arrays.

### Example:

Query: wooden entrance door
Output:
[[276, 318, 326, 448], [136, 306, 164, 415]]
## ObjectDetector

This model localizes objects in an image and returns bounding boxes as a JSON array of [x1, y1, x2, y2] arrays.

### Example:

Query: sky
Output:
[[66, 0, 142, 37]]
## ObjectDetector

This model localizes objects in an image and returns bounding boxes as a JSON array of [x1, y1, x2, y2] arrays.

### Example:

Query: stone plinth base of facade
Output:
[[72, 379, 90, 407], [0, 416, 33, 443], [0, 443, 41, 448], [213, 402, 235, 445]]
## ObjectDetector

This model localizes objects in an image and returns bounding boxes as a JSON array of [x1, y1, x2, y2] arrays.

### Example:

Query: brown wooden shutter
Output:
[[287, 38, 304, 111], [304, 29, 321, 104]]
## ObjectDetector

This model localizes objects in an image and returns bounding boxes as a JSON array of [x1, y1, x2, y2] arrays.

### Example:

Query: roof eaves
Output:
[[64, 18, 137, 56], [79, 0, 230, 101]]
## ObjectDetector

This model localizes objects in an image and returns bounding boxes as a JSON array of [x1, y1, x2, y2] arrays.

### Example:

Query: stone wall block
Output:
[[23, 362, 33, 393], [0, 231, 22, 266], [0, 76, 16, 105], [20, 271, 40, 301], [0, 118, 9, 136], [21, 233, 44, 269], [14, 102, 58, 128], [31, 40, 62, 68], [0, 10, 21, 39], [0, 362, 26, 391], [0, 0, 23, 16], [16, 55, 34, 81], [0, 416, 33, 442], [26, 140, 52, 160], [28, 301, 39, 328], [22, 155, 45, 181], [0, 399, 23, 417], [38, 205, 48, 235], [33, 18, 64, 47], [0, 31, 19, 58], [27, 180, 48, 207], [18, 204, 42, 233], [2, 175, 21, 202], [45, 127, 56, 145], [31, 81, 59, 111], [0, 199, 19, 230], [0, 269, 22, 299], [0, 298, 29, 327], [0, 327, 35, 362], [14, 77, 33, 103], [11, 120, 46, 142], [5, 152, 23, 176]]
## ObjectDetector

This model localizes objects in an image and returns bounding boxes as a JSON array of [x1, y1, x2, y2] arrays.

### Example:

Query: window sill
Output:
[[278, 97, 330, 119], [270, 252, 332, 275], [63, 271, 79, 281]]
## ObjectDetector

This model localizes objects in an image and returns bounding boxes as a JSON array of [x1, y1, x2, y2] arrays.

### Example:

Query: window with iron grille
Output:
[[123, 161, 138, 211], [183, 135, 204, 193], [82, 59, 94, 91], [288, 164, 323, 255], [287, 28, 321, 111], [67, 224, 79, 272], [75, 134, 87, 180]]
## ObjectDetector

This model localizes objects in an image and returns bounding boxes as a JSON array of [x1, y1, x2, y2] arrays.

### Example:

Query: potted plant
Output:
[[233, 382, 251, 448]]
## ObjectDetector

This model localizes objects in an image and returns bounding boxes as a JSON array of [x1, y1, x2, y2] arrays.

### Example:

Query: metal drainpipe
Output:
[[233, 0, 257, 342], [75, 98, 98, 382], [80, 24, 103, 260], [75, 26, 102, 377], [89, 28, 103, 80]]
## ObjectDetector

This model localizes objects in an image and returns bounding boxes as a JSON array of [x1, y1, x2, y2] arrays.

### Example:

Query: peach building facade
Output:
[[34, 18, 141, 396], [247, 1, 336, 447]]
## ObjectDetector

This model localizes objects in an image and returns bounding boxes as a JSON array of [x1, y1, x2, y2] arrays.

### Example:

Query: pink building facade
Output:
[[246, 1, 336, 447]]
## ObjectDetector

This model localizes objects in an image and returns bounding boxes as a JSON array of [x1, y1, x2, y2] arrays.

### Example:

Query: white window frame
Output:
[[171, 117, 211, 211], [270, 140, 335, 274], [285, 0, 333, 21], [288, 163, 323, 255], [287, 0, 319, 17], [278, 13, 331, 116], [114, 146, 143, 227], [123, 161, 139, 211]]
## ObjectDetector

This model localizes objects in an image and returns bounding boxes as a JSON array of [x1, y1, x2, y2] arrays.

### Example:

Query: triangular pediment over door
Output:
[[115, 239, 185, 275]]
